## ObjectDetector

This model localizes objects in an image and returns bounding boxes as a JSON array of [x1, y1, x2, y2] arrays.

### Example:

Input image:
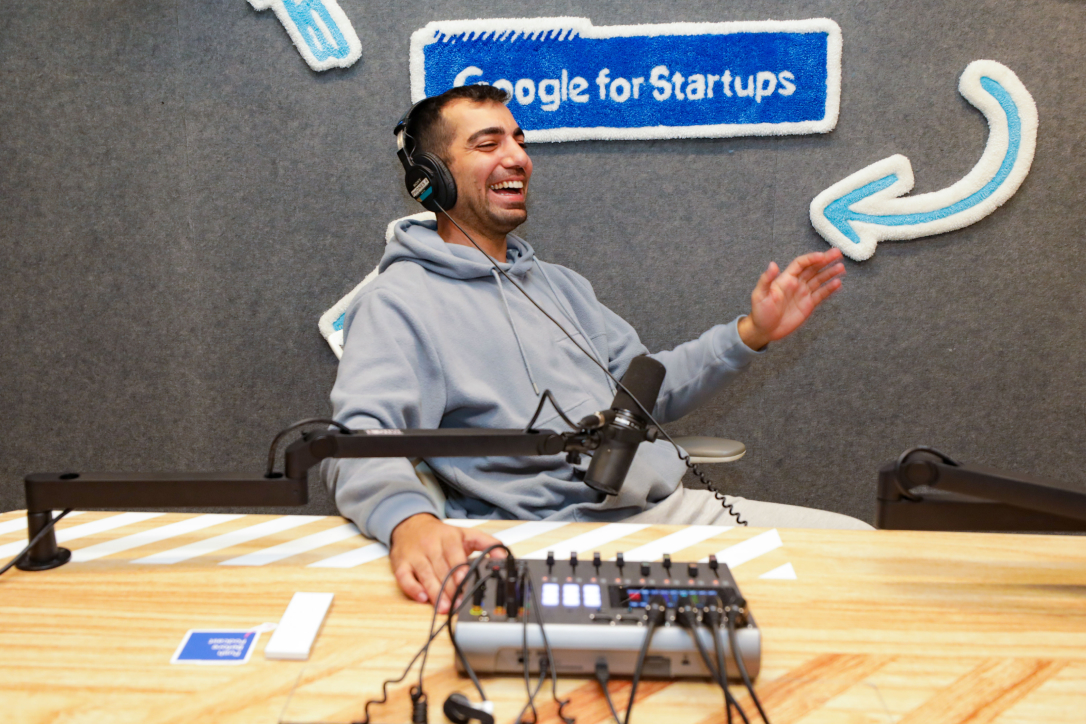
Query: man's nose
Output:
[[501, 141, 531, 168]]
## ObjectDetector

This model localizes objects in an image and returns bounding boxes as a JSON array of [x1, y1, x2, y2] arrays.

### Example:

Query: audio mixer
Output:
[[453, 551, 760, 680]]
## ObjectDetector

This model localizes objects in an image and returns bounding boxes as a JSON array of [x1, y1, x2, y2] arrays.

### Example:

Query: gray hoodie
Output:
[[323, 217, 762, 544]]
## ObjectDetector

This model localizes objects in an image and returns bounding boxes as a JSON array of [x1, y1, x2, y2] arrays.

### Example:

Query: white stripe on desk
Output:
[[443, 519, 484, 528], [0, 510, 87, 537], [617, 525, 732, 563], [0, 512, 163, 558], [308, 541, 389, 569], [304, 520, 502, 569], [72, 514, 245, 562], [700, 529, 783, 569], [759, 561, 797, 580], [132, 516, 318, 565], [493, 521, 570, 546], [220, 523, 361, 566], [523, 523, 649, 560]]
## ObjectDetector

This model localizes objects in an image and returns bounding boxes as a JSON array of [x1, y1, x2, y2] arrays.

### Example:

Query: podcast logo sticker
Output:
[[248, 0, 362, 71], [171, 629, 261, 665], [410, 17, 841, 142]]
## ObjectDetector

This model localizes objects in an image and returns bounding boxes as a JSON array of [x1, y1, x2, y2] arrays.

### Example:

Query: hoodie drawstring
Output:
[[534, 263, 615, 393], [492, 269, 541, 396]]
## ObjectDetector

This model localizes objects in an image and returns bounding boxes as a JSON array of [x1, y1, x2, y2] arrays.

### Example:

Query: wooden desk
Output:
[[0, 510, 1083, 723]]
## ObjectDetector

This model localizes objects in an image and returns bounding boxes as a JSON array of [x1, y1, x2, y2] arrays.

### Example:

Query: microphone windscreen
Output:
[[612, 355, 666, 419]]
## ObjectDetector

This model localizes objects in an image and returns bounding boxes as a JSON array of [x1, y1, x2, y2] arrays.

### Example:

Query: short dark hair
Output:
[[405, 85, 511, 164]]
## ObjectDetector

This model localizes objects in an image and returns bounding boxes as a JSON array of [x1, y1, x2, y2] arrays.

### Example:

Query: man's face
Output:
[[441, 99, 532, 236]]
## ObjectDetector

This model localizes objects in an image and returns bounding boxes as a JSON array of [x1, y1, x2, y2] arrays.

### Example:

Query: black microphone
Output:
[[583, 355, 666, 496]]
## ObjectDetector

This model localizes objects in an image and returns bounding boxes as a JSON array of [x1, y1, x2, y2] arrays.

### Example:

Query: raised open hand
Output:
[[737, 248, 845, 350]]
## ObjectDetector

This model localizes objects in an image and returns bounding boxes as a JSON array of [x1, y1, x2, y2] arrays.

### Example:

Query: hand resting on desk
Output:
[[390, 513, 504, 613]]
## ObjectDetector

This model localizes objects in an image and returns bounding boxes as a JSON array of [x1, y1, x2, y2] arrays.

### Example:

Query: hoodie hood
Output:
[[380, 216, 536, 280]]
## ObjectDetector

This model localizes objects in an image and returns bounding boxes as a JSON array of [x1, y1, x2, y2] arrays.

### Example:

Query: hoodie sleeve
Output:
[[600, 304, 764, 424], [321, 286, 447, 545]]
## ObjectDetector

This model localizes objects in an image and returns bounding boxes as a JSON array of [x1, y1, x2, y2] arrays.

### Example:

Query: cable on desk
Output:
[[675, 597, 750, 724], [594, 660, 623, 724], [725, 609, 770, 723], [623, 594, 667, 724], [445, 543, 514, 703], [0, 508, 73, 577], [524, 575, 575, 724], [418, 561, 472, 691], [515, 560, 549, 724], [514, 654, 549, 724], [355, 564, 487, 724], [702, 601, 732, 724]]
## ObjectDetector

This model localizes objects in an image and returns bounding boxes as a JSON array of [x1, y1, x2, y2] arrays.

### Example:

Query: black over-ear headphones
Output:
[[394, 100, 457, 213], [442, 692, 494, 724]]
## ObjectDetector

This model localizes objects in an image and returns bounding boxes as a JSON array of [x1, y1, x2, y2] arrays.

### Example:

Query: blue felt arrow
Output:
[[810, 60, 1037, 261]]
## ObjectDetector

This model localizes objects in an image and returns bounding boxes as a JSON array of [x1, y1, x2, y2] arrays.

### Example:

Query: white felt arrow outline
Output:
[[810, 60, 1038, 261], [248, 0, 361, 72]]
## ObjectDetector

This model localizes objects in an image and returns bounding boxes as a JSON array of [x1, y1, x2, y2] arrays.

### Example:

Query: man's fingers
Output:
[[807, 262, 845, 291], [394, 561, 431, 605], [753, 262, 778, 300], [414, 555, 447, 612], [463, 529, 503, 555], [811, 277, 843, 305], [440, 535, 470, 604], [786, 249, 841, 281]]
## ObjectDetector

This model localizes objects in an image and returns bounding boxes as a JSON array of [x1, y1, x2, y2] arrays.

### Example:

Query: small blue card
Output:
[[171, 629, 260, 666]]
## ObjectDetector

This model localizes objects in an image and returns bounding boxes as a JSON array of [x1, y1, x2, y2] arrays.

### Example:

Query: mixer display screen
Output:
[[611, 586, 730, 609]]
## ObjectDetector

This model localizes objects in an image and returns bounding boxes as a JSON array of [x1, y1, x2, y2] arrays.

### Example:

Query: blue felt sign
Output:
[[410, 18, 841, 142], [171, 629, 260, 665]]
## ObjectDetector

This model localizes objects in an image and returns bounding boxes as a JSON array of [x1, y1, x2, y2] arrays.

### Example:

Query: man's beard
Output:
[[459, 192, 528, 236]]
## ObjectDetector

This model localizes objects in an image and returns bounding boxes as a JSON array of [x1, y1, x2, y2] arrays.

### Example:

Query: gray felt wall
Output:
[[2, 1, 1084, 524]]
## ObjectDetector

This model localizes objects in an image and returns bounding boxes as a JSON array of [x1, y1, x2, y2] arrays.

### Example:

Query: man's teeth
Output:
[[489, 180, 524, 190]]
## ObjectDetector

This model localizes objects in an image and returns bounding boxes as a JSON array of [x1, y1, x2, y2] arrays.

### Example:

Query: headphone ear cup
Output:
[[442, 692, 472, 724], [414, 152, 457, 212]]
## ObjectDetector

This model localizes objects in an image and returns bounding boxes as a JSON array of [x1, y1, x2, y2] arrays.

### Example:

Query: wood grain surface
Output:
[[0, 510, 1083, 723]]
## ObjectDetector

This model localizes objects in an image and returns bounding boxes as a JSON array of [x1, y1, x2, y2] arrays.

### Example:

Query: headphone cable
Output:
[[432, 203, 745, 526]]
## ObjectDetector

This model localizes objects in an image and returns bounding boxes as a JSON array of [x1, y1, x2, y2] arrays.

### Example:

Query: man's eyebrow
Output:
[[465, 126, 524, 144]]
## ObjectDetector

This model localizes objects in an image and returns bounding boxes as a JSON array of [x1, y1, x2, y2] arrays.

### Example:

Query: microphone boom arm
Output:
[[876, 451, 1086, 531], [19, 427, 584, 571]]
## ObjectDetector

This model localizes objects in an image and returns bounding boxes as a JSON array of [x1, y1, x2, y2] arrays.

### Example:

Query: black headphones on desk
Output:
[[394, 100, 458, 213], [442, 692, 494, 724]]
